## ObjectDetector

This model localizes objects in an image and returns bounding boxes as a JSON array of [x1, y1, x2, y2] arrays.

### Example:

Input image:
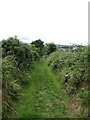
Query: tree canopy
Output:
[[31, 39, 44, 56], [45, 43, 57, 55]]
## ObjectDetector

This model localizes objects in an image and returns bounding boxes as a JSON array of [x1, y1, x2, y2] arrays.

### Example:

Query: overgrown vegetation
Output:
[[1, 36, 88, 118], [12, 58, 70, 118], [47, 46, 88, 115], [44, 43, 57, 55], [2, 37, 44, 118]]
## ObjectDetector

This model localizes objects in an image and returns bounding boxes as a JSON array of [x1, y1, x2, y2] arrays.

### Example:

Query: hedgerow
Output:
[[2, 37, 43, 118], [47, 46, 88, 108]]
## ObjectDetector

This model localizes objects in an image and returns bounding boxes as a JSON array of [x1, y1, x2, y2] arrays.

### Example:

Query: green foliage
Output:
[[30, 44, 40, 61], [2, 36, 42, 118], [78, 88, 88, 107], [2, 36, 88, 118], [2, 37, 20, 57], [2, 37, 40, 68], [44, 43, 57, 55], [11, 58, 70, 118], [47, 46, 88, 108], [31, 39, 44, 56], [2, 55, 22, 118]]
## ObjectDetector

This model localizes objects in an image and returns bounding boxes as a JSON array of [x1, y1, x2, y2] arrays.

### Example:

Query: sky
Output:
[[0, 0, 89, 45]]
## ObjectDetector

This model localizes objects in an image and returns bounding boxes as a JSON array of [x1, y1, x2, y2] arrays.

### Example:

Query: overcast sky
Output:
[[0, 0, 88, 45]]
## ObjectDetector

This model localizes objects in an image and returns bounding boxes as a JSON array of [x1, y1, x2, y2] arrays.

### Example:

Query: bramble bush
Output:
[[47, 45, 88, 108], [2, 55, 22, 118], [2, 37, 44, 118]]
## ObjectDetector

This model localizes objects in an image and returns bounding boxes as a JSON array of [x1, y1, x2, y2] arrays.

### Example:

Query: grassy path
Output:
[[14, 58, 71, 118]]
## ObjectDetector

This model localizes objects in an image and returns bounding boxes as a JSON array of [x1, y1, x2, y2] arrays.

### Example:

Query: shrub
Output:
[[2, 37, 41, 118], [47, 46, 88, 107], [2, 55, 22, 118]]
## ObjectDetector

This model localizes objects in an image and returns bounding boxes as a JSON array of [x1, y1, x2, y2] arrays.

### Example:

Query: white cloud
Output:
[[0, 0, 88, 45]]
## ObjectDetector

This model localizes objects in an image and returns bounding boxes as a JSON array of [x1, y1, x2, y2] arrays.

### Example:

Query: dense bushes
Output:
[[44, 43, 57, 55], [2, 37, 40, 68], [2, 37, 43, 118], [47, 46, 88, 108], [31, 39, 44, 56], [2, 55, 22, 118], [2, 36, 89, 117]]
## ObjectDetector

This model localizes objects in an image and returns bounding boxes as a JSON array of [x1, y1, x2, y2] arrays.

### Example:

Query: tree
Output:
[[31, 39, 44, 56], [46, 43, 57, 55]]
